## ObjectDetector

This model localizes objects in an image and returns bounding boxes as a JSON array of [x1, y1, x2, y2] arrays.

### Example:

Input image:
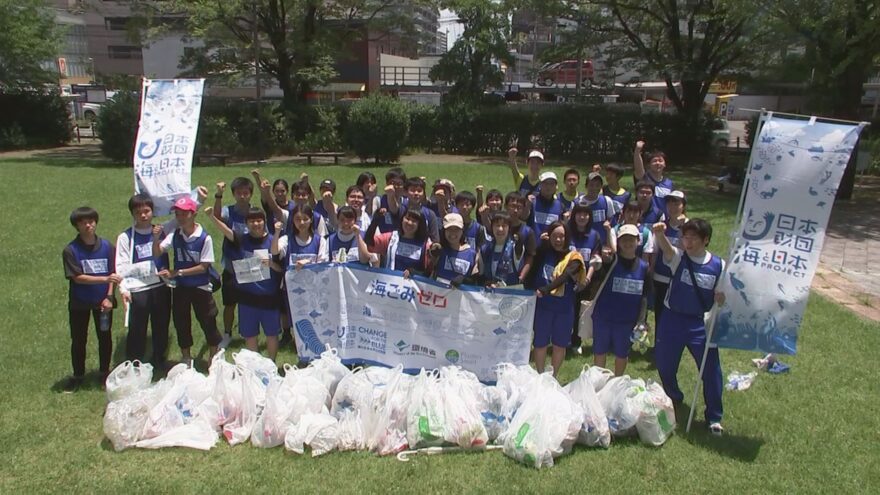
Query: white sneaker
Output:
[[219, 333, 232, 349], [709, 422, 724, 436]]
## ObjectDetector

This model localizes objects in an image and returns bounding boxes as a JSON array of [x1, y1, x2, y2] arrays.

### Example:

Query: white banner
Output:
[[133, 79, 205, 216], [712, 114, 865, 354], [286, 264, 536, 382]]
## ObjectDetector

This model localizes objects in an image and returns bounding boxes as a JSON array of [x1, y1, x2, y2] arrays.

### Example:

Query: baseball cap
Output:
[[319, 179, 336, 192], [538, 171, 558, 183], [587, 172, 604, 183], [617, 224, 640, 238], [172, 196, 198, 212], [433, 178, 456, 193], [666, 190, 686, 203], [528, 150, 545, 161], [443, 213, 464, 230]]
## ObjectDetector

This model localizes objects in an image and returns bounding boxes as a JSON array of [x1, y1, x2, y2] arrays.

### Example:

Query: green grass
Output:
[[0, 150, 878, 493]]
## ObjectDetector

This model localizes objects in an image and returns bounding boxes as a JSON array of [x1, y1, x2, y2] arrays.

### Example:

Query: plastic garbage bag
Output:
[[494, 363, 540, 422], [584, 366, 614, 392], [300, 347, 351, 399], [251, 372, 330, 448], [335, 409, 366, 452], [284, 413, 339, 456], [105, 360, 154, 403], [406, 370, 446, 449], [563, 368, 611, 448], [208, 351, 242, 428], [365, 366, 413, 456], [635, 381, 676, 447], [222, 368, 267, 445], [597, 376, 645, 436], [726, 371, 757, 391], [103, 379, 171, 451], [134, 420, 219, 451], [231, 349, 278, 386], [478, 384, 509, 443], [501, 374, 583, 469], [139, 367, 212, 440], [438, 367, 488, 449], [331, 366, 394, 415]]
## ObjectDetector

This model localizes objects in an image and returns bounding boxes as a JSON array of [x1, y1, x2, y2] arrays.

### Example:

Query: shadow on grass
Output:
[[49, 370, 106, 393], [676, 405, 764, 463]]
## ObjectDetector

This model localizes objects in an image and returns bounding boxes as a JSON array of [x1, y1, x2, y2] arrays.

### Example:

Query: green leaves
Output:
[[0, 0, 63, 89]]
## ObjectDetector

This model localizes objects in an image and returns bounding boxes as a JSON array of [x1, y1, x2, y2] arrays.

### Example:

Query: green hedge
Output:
[[346, 95, 410, 163], [96, 91, 140, 163], [0, 90, 71, 150]]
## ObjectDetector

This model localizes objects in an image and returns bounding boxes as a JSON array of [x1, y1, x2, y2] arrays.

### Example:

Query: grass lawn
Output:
[[0, 149, 878, 493]]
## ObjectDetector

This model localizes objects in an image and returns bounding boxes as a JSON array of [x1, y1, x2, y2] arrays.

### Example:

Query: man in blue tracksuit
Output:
[[652, 218, 727, 435]]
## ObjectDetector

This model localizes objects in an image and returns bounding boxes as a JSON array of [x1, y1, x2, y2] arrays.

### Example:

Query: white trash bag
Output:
[[105, 360, 154, 402], [208, 350, 242, 429], [563, 368, 611, 448], [597, 376, 646, 436], [478, 384, 509, 443], [501, 374, 583, 469], [584, 366, 614, 392], [283, 413, 339, 456], [300, 347, 351, 399], [103, 380, 171, 451], [232, 349, 278, 386], [335, 409, 366, 452], [635, 381, 676, 447], [439, 367, 488, 449], [365, 366, 413, 456], [222, 368, 267, 446], [134, 419, 219, 451], [405, 370, 446, 449], [331, 366, 393, 415]]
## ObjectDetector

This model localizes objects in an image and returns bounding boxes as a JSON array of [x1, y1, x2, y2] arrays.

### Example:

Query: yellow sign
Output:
[[709, 80, 737, 94]]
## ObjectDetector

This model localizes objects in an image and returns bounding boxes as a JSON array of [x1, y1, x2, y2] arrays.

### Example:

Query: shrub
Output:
[[296, 105, 342, 152], [0, 90, 71, 150], [96, 91, 140, 163], [347, 95, 410, 163], [196, 116, 241, 155]]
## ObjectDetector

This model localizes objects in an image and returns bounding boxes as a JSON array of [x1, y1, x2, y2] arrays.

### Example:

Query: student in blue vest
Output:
[[633, 140, 675, 214], [652, 218, 727, 435], [254, 171, 327, 238], [532, 221, 587, 377], [612, 200, 656, 261], [388, 177, 441, 243], [602, 163, 632, 217], [259, 178, 291, 233], [62, 207, 121, 392], [479, 211, 529, 288], [375, 168, 406, 234], [327, 206, 371, 264], [115, 194, 172, 368], [508, 147, 543, 199], [153, 197, 223, 365], [429, 213, 481, 286], [591, 224, 650, 376], [477, 188, 504, 230], [651, 190, 688, 330], [557, 168, 581, 211], [504, 192, 537, 286], [579, 172, 618, 245], [428, 178, 457, 218], [567, 201, 602, 352], [454, 191, 486, 251], [205, 206, 284, 361], [212, 176, 253, 349], [635, 181, 666, 225], [365, 207, 431, 278], [357, 172, 380, 217], [526, 171, 565, 237], [271, 204, 329, 347]]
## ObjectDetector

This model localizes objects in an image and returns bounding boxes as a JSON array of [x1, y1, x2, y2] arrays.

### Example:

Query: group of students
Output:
[[62, 140, 728, 435]]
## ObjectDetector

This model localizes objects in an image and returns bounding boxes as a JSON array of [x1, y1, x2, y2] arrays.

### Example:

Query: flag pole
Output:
[[685, 110, 770, 433]]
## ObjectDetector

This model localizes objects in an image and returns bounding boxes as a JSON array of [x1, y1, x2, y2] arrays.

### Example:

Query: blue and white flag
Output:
[[133, 79, 205, 216], [712, 114, 865, 354], [286, 264, 535, 382]]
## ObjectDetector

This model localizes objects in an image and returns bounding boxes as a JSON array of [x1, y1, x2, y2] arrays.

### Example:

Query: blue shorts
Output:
[[238, 304, 281, 338], [533, 301, 574, 348], [592, 318, 632, 358]]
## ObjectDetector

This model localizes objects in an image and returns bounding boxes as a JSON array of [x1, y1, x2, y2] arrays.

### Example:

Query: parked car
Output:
[[711, 118, 731, 148], [82, 102, 102, 122], [536, 60, 595, 87]]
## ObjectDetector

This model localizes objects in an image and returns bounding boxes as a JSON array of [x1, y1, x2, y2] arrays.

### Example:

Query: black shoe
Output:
[[279, 329, 293, 347], [61, 376, 83, 394], [99, 371, 110, 389]]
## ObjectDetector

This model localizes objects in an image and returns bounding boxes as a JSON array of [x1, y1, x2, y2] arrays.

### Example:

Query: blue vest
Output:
[[435, 246, 477, 282], [510, 223, 535, 272], [230, 233, 279, 296], [286, 206, 324, 237], [264, 200, 290, 235], [646, 174, 674, 214], [285, 234, 322, 270], [171, 229, 211, 288], [583, 196, 612, 244], [376, 195, 397, 233], [463, 220, 483, 250], [535, 249, 575, 306], [593, 258, 648, 323], [570, 229, 601, 263], [481, 238, 519, 286], [557, 192, 577, 211], [653, 223, 682, 281], [392, 236, 427, 273], [603, 186, 631, 218], [68, 237, 112, 305], [529, 195, 564, 236], [518, 176, 539, 197], [666, 253, 723, 317], [125, 227, 169, 270], [641, 204, 665, 225], [328, 232, 361, 263]]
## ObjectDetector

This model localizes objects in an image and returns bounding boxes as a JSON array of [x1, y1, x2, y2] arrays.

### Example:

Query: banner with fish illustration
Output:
[[285, 263, 535, 382], [133, 79, 205, 216], [712, 114, 866, 354]]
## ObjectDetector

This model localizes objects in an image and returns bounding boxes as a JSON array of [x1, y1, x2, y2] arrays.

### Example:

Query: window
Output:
[[107, 45, 143, 60], [104, 17, 129, 31]]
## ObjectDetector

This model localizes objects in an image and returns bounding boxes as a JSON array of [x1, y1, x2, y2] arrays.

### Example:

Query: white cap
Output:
[[666, 190, 686, 203], [528, 150, 545, 161], [443, 213, 464, 229], [617, 224, 640, 238], [538, 171, 558, 183]]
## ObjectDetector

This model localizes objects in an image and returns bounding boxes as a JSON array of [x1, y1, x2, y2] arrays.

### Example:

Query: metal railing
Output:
[[381, 66, 442, 86]]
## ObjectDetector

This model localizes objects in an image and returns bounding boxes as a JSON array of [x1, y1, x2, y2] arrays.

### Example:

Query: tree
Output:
[[0, 0, 63, 88], [543, 1, 762, 122], [429, 0, 513, 102], [767, 0, 880, 119], [137, 0, 431, 137]]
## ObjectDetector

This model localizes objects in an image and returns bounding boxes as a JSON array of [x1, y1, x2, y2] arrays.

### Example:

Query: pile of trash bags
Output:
[[103, 350, 677, 468]]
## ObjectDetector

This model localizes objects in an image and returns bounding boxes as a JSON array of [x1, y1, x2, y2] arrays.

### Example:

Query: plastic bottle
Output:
[[99, 311, 111, 332]]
